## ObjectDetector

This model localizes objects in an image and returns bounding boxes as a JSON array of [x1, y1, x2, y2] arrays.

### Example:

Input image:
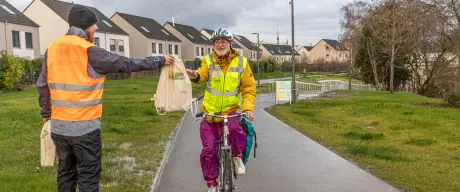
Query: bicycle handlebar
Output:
[[195, 112, 247, 119]]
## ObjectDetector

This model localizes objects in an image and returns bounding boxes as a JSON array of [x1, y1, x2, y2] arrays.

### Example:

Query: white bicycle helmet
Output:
[[211, 28, 233, 42]]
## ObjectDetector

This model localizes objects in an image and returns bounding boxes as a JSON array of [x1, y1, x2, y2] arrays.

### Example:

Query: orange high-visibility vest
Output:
[[47, 35, 105, 121]]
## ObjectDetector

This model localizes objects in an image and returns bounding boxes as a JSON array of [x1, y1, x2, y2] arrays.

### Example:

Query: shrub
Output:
[[0, 51, 26, 91], [443, 91, 460, 108], [0, 51, 44, 91], [194, 58, 202, 69]]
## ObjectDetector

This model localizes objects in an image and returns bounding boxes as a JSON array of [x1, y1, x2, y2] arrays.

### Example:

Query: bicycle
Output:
[[194, 111, 248, 192]]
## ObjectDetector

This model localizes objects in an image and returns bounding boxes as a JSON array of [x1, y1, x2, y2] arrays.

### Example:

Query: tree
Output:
[[340, 0, 370, 89]]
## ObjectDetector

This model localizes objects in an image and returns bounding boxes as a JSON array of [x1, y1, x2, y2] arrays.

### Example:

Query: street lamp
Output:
[[290, 0, 296, 103], [252, 32, 260, 87]]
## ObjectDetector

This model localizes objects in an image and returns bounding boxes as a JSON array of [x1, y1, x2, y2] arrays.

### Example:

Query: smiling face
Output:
[[213, 38, 231, 56]]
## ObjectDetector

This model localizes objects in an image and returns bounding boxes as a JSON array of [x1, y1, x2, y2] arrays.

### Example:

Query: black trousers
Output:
[[51, 130, 102, 192]]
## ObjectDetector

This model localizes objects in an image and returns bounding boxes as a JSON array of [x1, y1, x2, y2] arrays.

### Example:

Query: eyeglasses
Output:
[[213, 40, 229, 46]]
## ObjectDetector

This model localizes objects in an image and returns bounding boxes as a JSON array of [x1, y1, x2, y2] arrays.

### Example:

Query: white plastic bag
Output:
[[152, 59, 193, 115], [40, 121, 55, 167]]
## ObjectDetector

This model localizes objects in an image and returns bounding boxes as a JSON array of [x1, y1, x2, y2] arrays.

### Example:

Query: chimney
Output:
[[172, 15, 175, 26], [310, 42, 312, 46]]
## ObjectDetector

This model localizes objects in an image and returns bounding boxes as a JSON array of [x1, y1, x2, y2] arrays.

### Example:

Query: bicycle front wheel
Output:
[[222, 151, 234, 192]]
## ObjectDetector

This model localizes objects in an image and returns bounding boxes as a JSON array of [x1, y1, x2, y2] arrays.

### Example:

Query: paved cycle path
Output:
[[153, 92, 399, 192]]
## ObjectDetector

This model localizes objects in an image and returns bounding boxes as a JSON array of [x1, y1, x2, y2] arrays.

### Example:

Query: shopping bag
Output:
[[152, 59, 193, 115], [40, 121, 55, 167]]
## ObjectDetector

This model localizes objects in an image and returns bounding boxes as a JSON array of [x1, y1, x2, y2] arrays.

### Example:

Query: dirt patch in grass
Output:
[[346, 145, 408, 161], [317, 91, 357, 99], [411, 102, 448, 108], [342, 131, 385, 141], [405, 138, 437, 146]]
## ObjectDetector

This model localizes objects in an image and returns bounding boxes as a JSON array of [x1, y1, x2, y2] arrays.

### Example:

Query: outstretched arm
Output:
[[186, 59, 209, 83], [86, 46, 173, 74]]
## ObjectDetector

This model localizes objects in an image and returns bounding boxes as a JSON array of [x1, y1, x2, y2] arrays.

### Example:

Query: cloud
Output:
[[9, 0, 354, 46]]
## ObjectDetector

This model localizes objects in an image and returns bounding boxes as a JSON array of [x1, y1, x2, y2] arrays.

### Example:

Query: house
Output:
[[110, 12, 181, 59], [308, 39, 349, 63], [232, 34, 261, 61], [23, 0, 130, 56], [260, 44, 301, 64], [0, 0, 40, 59], [163, 22, 213, 62], [297, 46, 314, 63], [200, 28, 244, 56]]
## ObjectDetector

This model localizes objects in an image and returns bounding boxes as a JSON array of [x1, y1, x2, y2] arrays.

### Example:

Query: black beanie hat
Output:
[[68, 4, 98, 30]]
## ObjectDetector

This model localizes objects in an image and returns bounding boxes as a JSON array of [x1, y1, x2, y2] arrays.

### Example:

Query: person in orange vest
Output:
[[36, 4, 174, 192]]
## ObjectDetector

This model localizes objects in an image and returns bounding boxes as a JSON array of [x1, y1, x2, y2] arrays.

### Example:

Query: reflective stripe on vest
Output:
[[202, 54, 246, 114], [47, 35, 105, 122]]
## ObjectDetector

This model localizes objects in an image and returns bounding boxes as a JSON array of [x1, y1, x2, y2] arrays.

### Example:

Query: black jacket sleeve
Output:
[[86, 46, 166, 74], [36, 50, 51, 118]]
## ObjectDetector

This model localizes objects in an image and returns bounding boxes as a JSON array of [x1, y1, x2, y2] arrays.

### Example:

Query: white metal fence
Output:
[[267, 79, 376, 95]]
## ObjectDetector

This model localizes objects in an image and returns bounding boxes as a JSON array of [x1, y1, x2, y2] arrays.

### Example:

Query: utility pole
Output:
[[349, 47, 353, 90], [290, 0, 296, 103], [252, 33, 260, 86]]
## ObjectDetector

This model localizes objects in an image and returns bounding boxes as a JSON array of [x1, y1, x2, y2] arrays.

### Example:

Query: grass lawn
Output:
[[300, 73, 362, 83], [267, 91, 460, 192], [0, 76, 205, 192], [258, 72, 304, 80]]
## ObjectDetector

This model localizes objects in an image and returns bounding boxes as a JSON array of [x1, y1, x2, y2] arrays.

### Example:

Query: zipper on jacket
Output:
[[221, 75, 225, 113]]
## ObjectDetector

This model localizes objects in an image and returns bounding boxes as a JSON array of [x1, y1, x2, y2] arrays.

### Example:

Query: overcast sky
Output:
[[9, 0, 356, 46]]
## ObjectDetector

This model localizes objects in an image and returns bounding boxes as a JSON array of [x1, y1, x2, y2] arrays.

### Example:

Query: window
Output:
[[159, 43, 163, 54], [259, 53, 262, 59], [326, 45, 330, 50], [161, 29, 170, 35], [174, 45, 179, 55], [326, 54, 330, 59], [12, 31, 20, 48], [102, 20, 113, 27], [0, 5, 15, 14], [208, 48, 211, 54], [94, 37, 100, 47], [201, 47, 204, 56], [110, 39, 115, 51], [201, 35, 208, 40], [169, 44, 172, 54], [25, 32, 33, 49], [152, 43, 157, 54], [187, 33, 195, 39], [141, 26, 150, 33], [196, 47, 199, 56], [118, 40, 124, 52]]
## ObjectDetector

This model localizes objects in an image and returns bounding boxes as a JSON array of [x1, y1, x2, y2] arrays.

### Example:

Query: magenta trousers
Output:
[[199, 112, 246, 186]]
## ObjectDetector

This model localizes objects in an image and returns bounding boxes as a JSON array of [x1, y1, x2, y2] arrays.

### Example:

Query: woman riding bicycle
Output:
[[185, 28, 256, 192]]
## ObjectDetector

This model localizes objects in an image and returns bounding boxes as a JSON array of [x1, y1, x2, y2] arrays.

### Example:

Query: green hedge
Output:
[[250, 60, 275, 73], [0, 51, 43, 91]]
